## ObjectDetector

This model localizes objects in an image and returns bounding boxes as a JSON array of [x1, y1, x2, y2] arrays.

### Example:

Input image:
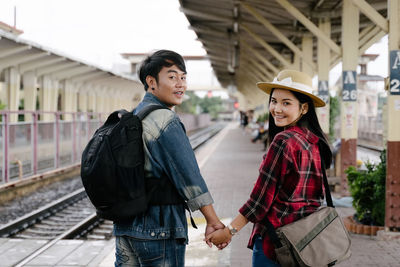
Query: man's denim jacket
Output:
[[113, 93, 213, 242]]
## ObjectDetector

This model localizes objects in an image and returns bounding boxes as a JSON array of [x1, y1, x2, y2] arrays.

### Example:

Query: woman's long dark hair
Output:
[[267, 88, 332, 168]]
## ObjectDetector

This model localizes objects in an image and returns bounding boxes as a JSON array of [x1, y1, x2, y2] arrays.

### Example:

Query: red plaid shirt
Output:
[[239, 126, 324, 260]]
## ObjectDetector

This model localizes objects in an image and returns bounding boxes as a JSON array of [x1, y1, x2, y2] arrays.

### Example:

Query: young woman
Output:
[[205, 70, 332, 267]]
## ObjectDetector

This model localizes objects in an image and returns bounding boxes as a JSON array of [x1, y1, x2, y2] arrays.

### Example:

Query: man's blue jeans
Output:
[[114, 236, 186, 267]]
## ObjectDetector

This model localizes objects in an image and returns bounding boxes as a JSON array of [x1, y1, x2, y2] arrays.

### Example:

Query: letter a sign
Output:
[[390, 50, 400, 95], [342, 71, 357, 101], [318, 80, 329, 104]]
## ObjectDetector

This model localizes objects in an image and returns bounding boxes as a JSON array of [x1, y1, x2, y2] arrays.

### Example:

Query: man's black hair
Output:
[[138, 50, 186, 91]]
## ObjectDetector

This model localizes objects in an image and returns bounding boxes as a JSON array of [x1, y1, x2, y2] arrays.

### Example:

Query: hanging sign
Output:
[[389, 50, 400, 95], [318, 80, 329, 104], [342, 71, 357, 101]]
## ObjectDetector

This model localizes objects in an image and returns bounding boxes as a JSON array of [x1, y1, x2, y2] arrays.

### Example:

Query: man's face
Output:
[[148, 65, 187, 108]]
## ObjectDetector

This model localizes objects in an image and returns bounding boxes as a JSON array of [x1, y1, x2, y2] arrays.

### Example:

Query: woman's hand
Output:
[[205, 227, 232, 249], [205, 221, 225, 248]]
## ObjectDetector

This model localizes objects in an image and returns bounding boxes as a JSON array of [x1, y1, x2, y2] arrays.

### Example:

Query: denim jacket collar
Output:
[[142, 92, 170, 108]]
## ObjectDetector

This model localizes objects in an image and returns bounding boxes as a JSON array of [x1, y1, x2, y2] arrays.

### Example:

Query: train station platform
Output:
[[1, 122, 400, 266]]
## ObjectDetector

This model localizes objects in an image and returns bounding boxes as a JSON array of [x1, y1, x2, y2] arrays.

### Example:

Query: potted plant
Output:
[[345, 149, 386, 233]]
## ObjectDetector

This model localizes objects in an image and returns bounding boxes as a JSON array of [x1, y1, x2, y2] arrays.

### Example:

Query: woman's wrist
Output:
[[226, 224, 238, 236]]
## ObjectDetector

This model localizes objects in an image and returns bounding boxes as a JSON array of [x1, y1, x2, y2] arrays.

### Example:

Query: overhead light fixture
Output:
[[228, 64, 235, 74], [233, 22, 239, 33], [233, 5, 239, 18]]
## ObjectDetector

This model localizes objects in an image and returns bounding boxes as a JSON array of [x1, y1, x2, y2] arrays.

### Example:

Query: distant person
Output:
[[113, 50, 225, 267], [251, 121, 268, 144], [240, 110, 249, 128], [205, 70, 332, 267]]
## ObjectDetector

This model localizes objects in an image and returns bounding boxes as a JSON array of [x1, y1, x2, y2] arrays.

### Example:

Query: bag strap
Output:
[[321, 160, 334, 208], [136, 104, 169, 121], [262, 159, 333, 249], [134, 104, 198, 229]]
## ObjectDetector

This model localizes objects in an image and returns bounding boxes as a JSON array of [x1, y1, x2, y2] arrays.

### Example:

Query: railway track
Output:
[[0, 122, 225, 265]]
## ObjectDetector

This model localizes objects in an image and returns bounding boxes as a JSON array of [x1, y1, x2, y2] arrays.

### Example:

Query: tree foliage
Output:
[[329, 95, 340, 142], [176, 92, 222, 119]]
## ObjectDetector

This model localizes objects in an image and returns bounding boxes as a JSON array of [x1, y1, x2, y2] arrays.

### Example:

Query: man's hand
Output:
[[205, 221, 225, 248], [205, 228, 232, 250]]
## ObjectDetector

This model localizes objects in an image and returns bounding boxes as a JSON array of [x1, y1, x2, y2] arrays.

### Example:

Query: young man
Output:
[[113, 50, 224, 267]]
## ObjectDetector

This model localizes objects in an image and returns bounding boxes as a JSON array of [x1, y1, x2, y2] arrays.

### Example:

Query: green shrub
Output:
[[256, 112, 269, 123], [329, 95, 339, 142], [345, 149, 386, 226]]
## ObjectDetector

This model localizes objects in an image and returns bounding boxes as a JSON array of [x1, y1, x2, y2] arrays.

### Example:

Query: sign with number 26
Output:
[[390, 50, 400, 95]]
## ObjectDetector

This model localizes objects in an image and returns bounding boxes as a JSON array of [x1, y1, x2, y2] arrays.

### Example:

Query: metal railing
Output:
[[0, 111, 105, 184]]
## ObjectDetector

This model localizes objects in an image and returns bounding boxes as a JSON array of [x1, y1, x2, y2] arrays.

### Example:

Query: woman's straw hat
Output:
[[257, 69, 326, 107]]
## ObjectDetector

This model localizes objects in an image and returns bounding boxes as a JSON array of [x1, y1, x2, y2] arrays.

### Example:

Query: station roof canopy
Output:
[[179, 0, 387, 91], [0, 28, 140, 90]]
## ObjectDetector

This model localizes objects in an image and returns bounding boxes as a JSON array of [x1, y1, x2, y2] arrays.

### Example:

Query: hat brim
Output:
[[257, 82, 326, 108]]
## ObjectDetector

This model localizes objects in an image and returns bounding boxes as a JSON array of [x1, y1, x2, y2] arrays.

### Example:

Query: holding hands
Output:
[[204, 214, 248, 250], [205, 227, 232, 249]]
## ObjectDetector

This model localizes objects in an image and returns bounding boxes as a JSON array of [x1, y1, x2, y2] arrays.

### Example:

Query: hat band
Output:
[[272, 76, 313, 94]]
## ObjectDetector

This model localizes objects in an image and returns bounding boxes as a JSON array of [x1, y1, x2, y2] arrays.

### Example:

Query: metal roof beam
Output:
[[238, 72, 266, 99], [359, 26, 381, 48], [350, 0, 388, 33], [198, 37, 230, 46], [180, 7, 232, 23], [359, 30, 386, 56], [36, 61, 80, 76], [0, 51, 48, 69], [241, 61, 267, 81], [197, 37, 232, 46], [19, 57, 65, 73], [70, 71, 109, 83], [241, 2, 316, 72], [241, 49, 274, 79], [207, 53, 230, 62], [242, 40, 279, 74], [276, 0, 341, 55], [0, 45, 31, 58], [53, 66, 94, 80], [237, 74, 260, 99], [241, 58, 273, 81], [189, 25, 229, 39], [241, 24, 291, 68]]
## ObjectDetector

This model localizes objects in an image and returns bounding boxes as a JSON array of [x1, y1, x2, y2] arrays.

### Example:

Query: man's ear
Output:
[[145, 75, 156, 89], [302, 103, 309, 115]]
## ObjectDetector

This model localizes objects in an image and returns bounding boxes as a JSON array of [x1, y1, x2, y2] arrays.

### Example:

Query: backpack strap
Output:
[[135, 104, 198, 229], [136, 104, 169, 121], [104, 109, 128, 126]]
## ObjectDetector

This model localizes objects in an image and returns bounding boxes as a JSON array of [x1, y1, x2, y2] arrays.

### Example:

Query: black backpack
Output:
[[80, 105, 183, 222]]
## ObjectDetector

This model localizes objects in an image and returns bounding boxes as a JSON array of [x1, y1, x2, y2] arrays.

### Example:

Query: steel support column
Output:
[[61, 80, 75, 121], [301, 36, 313, 77], [78, 87, 88, 113], [317, 18, 331, 134], [4, 67, 20, 122], [39, 75, 54, 121], [386, 0, 400, 229], [87, 88, 97, 113], [22, 71, 37, 122], [340, 0, 359, 193]]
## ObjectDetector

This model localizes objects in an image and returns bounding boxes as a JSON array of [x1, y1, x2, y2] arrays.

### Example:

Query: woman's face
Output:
[[269, 88, 307, 127]]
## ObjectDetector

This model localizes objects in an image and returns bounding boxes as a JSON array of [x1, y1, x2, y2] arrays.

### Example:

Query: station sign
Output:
[[389, 50, 400, 95], [318, 80, 329, 104], [342, 71, 357, 101]]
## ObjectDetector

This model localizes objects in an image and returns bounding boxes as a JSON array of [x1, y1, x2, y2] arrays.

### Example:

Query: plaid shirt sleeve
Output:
[[239, 133, 294, 223]]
